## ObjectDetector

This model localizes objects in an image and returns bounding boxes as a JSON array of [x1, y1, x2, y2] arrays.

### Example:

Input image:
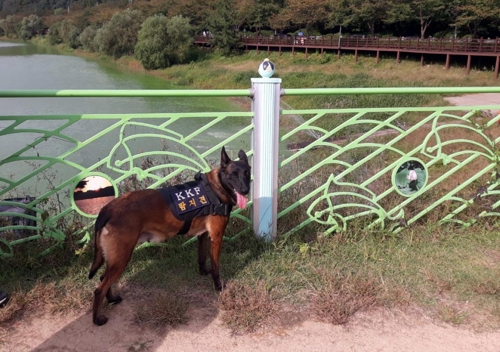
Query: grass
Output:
[[1, 49, 500, 335], [134, 291, 189, 330], [2, 222, 500, 335], [219, 281, 276, 333]]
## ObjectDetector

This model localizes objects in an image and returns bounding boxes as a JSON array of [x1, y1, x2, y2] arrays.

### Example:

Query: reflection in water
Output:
[[73, 175, 116, 216]]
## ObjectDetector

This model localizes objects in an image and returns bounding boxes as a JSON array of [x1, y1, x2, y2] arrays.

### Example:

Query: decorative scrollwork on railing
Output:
[[279, 106, 500, 237], [0, 112, 253, 258]]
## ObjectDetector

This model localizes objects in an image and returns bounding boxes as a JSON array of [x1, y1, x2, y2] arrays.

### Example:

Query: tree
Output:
[[345, 0, 390, 35], [0, 15, 18, 38], [79, 25, 99, 52], [1, 0, 20, 13], [166, 15, 193, 63], [283, 0, 330, 35], [135, 15, 193, 70], [94, 9, 143, 58], [454, 0, 500, 38], [390, 0, 446, 39], [235, 0, 281, 34], [159, 0, 216, 32], [328, 0, 352, 33], [269, 7, 292, 33], [135, 16, 170, 69], [18, 14, 42, 40], [47, 20, 77, 46], [206, 0, 239, 54]]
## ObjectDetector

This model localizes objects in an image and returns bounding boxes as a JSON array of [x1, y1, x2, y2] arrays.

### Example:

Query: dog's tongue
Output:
[[236, 192, 248, 209]]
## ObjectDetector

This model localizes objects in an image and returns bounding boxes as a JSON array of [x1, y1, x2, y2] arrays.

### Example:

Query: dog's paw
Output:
[[94, 315, 108, 326], [214, 280, 225, 292], [199, 267, 211, 276], [108, 295, 122, 304]]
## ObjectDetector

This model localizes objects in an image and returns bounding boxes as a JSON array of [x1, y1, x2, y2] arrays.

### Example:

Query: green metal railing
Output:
[[1, 86, 500, 258], [0, 90, 253, 257], [277, 87, 499, 237]]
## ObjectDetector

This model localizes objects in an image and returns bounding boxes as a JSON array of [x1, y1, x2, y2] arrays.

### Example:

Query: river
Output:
[[0, 41, 251, 186], [0, 41, 238, 114]]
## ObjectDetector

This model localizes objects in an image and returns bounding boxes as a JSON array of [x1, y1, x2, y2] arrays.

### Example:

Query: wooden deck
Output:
[[194, 35, 500, 78]]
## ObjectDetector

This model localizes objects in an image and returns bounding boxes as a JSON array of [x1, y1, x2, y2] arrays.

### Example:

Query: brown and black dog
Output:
[[88, 147, 251, 326]]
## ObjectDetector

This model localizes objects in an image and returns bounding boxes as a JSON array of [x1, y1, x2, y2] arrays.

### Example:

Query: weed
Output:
[[127, 340, 154, 352], [437, 304, 469, 325], [133, 291, 189, 330], [312, 271, 381, 325], [219, 281, 276, 333]]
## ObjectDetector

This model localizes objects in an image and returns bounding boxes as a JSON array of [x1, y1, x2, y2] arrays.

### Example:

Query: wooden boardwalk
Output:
[[194, 35, 500, 78]]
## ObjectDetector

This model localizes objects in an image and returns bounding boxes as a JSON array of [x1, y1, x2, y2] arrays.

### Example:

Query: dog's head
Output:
[[220, 146, 251, 209]]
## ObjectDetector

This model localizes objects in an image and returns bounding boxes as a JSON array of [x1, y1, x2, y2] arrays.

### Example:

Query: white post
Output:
[[251, 59, 280, 241]]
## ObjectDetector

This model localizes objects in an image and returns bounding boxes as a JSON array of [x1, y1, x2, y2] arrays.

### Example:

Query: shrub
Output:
[[135, 15, 193, 70], [65, 26, 81, 48], [48, 21, 63, 45], [48, 20, 79, 47], [94, 9, 143, 58], [18, 15, 42, 40], [78, 26, 99, 52], [0, 16, 18, 38]]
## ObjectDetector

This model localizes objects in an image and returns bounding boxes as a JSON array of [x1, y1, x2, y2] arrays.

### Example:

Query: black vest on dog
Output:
[[159, 172, 233, 235]]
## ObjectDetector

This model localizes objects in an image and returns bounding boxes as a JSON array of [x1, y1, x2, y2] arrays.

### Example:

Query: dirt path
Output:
[[2, 304, 500, 352]]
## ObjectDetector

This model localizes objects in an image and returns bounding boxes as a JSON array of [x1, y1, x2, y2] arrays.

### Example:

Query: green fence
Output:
[[278, 103, 500, 237], [1, 85, 500, 258], [0, 89, 253, 257]]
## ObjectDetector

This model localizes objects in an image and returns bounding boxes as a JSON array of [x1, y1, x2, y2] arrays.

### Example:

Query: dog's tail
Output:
[[88, 205, 112, 280]]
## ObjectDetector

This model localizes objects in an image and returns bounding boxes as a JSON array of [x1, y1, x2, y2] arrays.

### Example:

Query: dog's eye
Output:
[[232, 171, 238, 177]]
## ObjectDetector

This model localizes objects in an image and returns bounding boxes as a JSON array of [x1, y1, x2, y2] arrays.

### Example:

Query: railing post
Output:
[[251, 59, 281, 241]]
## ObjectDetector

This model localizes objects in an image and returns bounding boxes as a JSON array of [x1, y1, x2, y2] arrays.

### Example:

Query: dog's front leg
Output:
[[208, 230, 224, 291], [197, 232, 210, 276]]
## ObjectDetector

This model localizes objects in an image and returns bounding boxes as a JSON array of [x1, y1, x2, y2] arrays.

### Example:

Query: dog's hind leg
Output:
[[197, 232, 210, 276], [99, 271, 123, 304], [92, 241, 135, 326], [208, 230, 224, 291], [93, 262, 129, 326]]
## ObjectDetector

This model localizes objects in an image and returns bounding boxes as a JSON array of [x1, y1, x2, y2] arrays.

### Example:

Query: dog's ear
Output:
[[238, 150, 248, 165], [220, 146, 231, 170]]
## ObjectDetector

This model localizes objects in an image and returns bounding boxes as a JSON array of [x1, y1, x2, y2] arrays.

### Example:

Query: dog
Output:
[[88, 146, 251, 326]]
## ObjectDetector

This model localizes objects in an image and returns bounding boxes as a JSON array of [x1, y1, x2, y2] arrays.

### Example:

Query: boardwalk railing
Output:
[[196, 35, 500, 54], [196, 35, 500, 77], [1, 78, 500, 258]]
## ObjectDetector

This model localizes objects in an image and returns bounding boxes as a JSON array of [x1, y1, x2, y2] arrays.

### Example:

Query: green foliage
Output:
[[455, 0, 500, 38], [0, 15, 18, 39], [232, 70, 255, 84], [166, 15, 193, 62], [18, 15, 41, 40], [135, 15, 193, 70], [78, 25, 98, 52], [48, 20, 79, 47], [206, 0, 240, 55], [94, 9, 143, 59], [3, 0, 500, 40], [48, 21, 63, 45], [66, 26, 81, 48]]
